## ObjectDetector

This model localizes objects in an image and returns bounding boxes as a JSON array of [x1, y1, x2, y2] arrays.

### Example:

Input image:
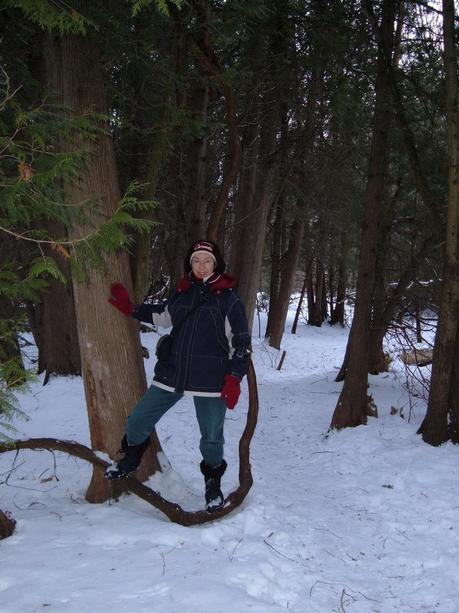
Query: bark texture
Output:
[[331, 0, 399, 429], [268, 210, 305, 349], [44, 28, 162, 501], [418, 0, 459, 445]]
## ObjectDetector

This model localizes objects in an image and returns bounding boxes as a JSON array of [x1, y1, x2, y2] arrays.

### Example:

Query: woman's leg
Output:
[[126, 385, 182, 444], [193, 396, 227, 467]]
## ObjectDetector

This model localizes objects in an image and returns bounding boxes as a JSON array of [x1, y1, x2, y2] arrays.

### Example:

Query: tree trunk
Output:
[[449, 329, 459, 443], [328, 264, 335, 323], [308, 257, 325, 327], [228, 96, 277, 331], [132, 101, 172, 303], [27, 220, 81, 382], [189, 6, 241, 242], [331, 0, 398, 429], [368, 268, 388, 374], [19, 40, 82, 380], [418, 0, 459, 445], [265, 107, 290, 339], [330, 235, 347, 327], [228, 4, 291, 331], [265, 202, 284, 339], [44, 28, 161, 502], [186, 79, 210, 243], [291, 256, 313, 335], [268, 207, 305, 349], [28, 275, 81, 382]]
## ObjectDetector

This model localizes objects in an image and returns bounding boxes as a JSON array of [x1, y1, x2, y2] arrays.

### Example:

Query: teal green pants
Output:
[[125, 384, 227, 467]]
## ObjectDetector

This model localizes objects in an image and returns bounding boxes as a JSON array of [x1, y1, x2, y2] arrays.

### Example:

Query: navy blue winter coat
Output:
[[133, 273, 251, 396]]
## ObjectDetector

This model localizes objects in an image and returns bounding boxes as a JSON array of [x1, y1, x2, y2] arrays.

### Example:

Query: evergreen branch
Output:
[[131, 0, 184, 17], [3, 0, 92, 35], [0, 224, 98, 247], [0, 65, 22, 113]]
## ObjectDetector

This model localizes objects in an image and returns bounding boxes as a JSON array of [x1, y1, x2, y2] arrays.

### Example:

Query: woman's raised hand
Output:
[[108, 283, 134, 316]]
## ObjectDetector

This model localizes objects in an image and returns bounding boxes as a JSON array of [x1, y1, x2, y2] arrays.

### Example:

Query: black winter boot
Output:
[[200, 459, 227, 512], [104, 435, 150, 480]]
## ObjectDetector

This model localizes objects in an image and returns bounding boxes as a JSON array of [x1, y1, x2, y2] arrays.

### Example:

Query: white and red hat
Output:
[[189, 241, 217, 264], [185, 240, 226, 275]]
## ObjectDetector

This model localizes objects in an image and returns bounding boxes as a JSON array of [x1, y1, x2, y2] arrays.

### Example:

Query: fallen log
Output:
[[400, 348, 433, 367]]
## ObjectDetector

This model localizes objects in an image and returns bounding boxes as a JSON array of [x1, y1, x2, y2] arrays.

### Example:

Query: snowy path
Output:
[[1, 324, 458, 612]]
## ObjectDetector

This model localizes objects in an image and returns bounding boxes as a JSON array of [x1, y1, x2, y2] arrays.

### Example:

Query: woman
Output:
[[105, 240, 251, 512]]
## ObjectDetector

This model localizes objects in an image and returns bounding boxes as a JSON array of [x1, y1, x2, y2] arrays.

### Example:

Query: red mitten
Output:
[[220, 374, 241, 410], [109, 283, 134, 316]]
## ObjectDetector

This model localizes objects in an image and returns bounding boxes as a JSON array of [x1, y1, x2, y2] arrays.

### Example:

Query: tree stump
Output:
[[0, 509, 16, 540]]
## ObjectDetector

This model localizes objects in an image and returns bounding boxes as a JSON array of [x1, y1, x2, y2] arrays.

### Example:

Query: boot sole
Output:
[[104, 468, 139, 481], [206, 499, 225, 513]]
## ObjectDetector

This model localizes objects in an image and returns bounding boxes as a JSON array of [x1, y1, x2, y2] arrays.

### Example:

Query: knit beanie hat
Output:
[[189, 240, 217, 264], [184, 240, 226, 275]]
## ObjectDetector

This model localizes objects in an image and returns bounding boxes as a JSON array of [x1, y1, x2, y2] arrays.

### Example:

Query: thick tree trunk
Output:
[[44, 29, 161, 502], [418, 0, 459, 445], [331, 0, 398, 429]]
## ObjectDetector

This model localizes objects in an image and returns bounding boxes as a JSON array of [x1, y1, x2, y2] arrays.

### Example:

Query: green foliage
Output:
[[0, 357, 30, 443], [0, 314, 32, 441], [2, 0, 92, 34], [131, 0, 184, 17], [26, 257, 67, 285], [0, 268, 49, 302], [0, 57, 158, 434], [0, 70, 157, 270], [0, 92, 99, 234], [69, 181, 158, 279]]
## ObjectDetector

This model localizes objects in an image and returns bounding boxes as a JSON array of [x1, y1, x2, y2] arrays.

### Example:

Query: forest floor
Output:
[[1, 311, 457, 612]]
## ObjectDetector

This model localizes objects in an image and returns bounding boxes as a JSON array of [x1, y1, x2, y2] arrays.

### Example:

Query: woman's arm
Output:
[[225, 297, 251, 380], [133, 302, 172, 328]]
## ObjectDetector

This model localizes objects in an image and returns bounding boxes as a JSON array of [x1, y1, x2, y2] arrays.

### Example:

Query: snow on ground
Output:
[[1, 313, 458, 613]]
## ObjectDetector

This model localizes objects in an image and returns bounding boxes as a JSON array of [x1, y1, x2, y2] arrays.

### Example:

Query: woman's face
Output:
[[191, 253, 216, 279]]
